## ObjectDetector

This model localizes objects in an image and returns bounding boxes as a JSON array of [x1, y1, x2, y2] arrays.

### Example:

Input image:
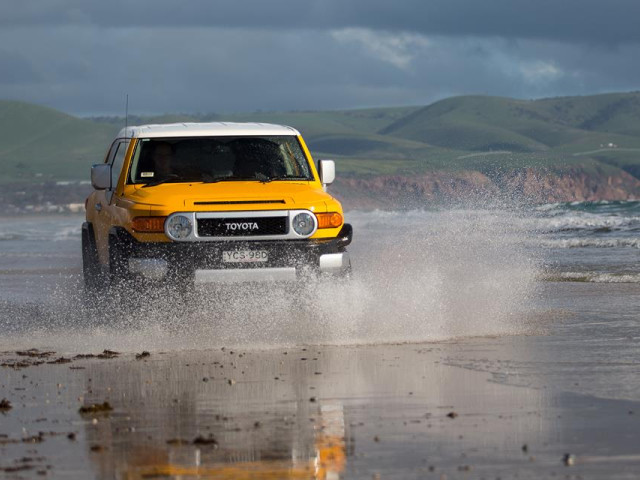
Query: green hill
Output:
[[0, 101, 117, 182], [380, 93, 640, 153], [2, 92, 640, 184]]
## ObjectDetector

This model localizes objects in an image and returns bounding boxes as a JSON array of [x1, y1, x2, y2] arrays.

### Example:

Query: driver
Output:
[[152, 142, 175, 179]]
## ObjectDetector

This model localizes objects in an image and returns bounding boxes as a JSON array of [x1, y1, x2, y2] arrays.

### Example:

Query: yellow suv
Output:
[[82, 122, 352, 290]]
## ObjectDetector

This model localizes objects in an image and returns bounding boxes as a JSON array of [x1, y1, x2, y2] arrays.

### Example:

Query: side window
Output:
[[104, 141, 119, 165], [110, 141, 128, 190]]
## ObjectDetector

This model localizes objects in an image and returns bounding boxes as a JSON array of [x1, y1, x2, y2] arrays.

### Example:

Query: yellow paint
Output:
[[86, 135, 346, 264]]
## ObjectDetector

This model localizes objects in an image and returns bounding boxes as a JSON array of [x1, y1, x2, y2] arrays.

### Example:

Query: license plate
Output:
[[222, 250, 268, 263]]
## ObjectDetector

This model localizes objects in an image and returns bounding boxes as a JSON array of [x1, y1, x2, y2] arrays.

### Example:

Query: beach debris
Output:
[[67, 433, 76, 441], [22, 433, 44, 443], [97, 350, 119, 359], [90, 445, 104, 452], [522, 444, 528, 453], [228, 379, 236, 385], [79, 402, 113, 415], [563, 453, 576, 466], [193, 435, 218, 447], [73, 354, 96, 359], [0, 398, 12, 411], [16, 349, 54, 358], [166, 438, 189, 445], [309, 397, 317, 403], [446, 411, 458, 419], [46, 357, 72, 364], [1, 360, 41, 369], [0, 465, 34, 473], [135, 351, 151, 360]]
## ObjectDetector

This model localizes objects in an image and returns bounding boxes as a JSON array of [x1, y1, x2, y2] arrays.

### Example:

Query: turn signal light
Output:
[[316, 212, 343, 229], [131, 216, 166, 233]]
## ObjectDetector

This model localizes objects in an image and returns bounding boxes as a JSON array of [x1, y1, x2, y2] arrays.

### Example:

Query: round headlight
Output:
[[167, 215, 192, 239], [292, 212, 315, 236]]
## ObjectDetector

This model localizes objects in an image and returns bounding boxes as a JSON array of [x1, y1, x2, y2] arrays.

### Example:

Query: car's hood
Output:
[[124, 181, 336, 212]]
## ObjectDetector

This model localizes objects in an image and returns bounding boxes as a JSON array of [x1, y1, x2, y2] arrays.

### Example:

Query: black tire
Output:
[[82, 224, 105, 291], [108, 233, 130, 287]]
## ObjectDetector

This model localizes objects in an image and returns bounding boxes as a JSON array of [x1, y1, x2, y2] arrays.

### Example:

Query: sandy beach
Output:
[[2, 312, 640, 479]]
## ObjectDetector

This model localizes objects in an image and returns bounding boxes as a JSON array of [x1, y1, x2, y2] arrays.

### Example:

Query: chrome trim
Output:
[[165, 210, 318, 242], [195, 267, 297, 283], [319, 252, 350, 274]]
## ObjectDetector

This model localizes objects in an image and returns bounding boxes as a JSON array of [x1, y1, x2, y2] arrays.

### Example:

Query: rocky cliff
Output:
[[331, 167, 640, 209]]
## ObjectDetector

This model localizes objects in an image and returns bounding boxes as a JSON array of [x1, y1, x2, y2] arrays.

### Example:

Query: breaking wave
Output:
[[543, 272, 640, 284], [542, 238, 640, 249], [0, 217, 81, 242]]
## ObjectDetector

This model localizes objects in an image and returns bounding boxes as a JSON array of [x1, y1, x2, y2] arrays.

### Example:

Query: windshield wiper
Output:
[[200, 175, 256, 184], [142, 174, 207, 187], [141, 175, 179, 188], [256, 175, 310, 183]]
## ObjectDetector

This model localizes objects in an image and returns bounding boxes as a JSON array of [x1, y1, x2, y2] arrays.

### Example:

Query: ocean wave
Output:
[[0, 219, 82, 242], [533, 214, 640, 232], [544, 272, 640, 283], [536, 200, 640, 213], [542, 238, 640, 249]]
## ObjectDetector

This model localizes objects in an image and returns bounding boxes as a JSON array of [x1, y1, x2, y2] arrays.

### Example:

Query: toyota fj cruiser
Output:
[[82, 123, 352, 290]]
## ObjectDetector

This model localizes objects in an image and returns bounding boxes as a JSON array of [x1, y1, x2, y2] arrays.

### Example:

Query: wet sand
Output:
[[2, 326, 640, 479]]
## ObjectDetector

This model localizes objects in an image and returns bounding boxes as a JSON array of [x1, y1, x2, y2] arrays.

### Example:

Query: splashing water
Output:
[[0, 208, 542, 353]]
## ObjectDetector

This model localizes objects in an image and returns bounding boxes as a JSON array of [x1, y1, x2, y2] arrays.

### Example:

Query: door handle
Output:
[[95, 203, 102, 212]]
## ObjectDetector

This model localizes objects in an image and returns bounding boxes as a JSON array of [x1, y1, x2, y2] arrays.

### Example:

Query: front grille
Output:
[[197, 217, 288, 237]]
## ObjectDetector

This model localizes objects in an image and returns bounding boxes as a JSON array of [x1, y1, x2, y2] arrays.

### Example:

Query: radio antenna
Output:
[[124, 94, 129, 135]]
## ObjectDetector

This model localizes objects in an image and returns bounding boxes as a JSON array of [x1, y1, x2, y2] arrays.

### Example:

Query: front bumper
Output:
[[113, 224, 353, 282]]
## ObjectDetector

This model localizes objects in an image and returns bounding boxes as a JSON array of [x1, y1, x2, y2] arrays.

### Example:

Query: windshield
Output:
[[128, 135, 314, 185]]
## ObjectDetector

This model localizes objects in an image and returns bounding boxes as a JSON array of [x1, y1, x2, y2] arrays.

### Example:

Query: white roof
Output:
[[117, 122, 300, 139]]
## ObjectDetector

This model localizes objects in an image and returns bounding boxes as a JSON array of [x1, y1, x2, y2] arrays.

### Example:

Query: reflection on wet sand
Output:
[[81, 349, 352, 479], [6, 337, 640, 478], [71, 345, 549, 479]]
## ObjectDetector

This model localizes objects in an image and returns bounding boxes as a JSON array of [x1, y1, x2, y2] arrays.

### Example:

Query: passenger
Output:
[[233, 139, 280, 178]]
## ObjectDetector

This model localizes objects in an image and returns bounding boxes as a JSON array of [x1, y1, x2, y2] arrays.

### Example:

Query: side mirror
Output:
[[91, 164, 111, 190], [317, 159, 335, 189]]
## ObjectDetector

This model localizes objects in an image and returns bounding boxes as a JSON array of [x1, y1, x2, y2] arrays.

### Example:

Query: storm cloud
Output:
[[1, 0, 638, 115]]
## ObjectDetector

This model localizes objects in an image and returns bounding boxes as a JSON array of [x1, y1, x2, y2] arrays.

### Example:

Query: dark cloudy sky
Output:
[[1, 0, 639, 115]]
